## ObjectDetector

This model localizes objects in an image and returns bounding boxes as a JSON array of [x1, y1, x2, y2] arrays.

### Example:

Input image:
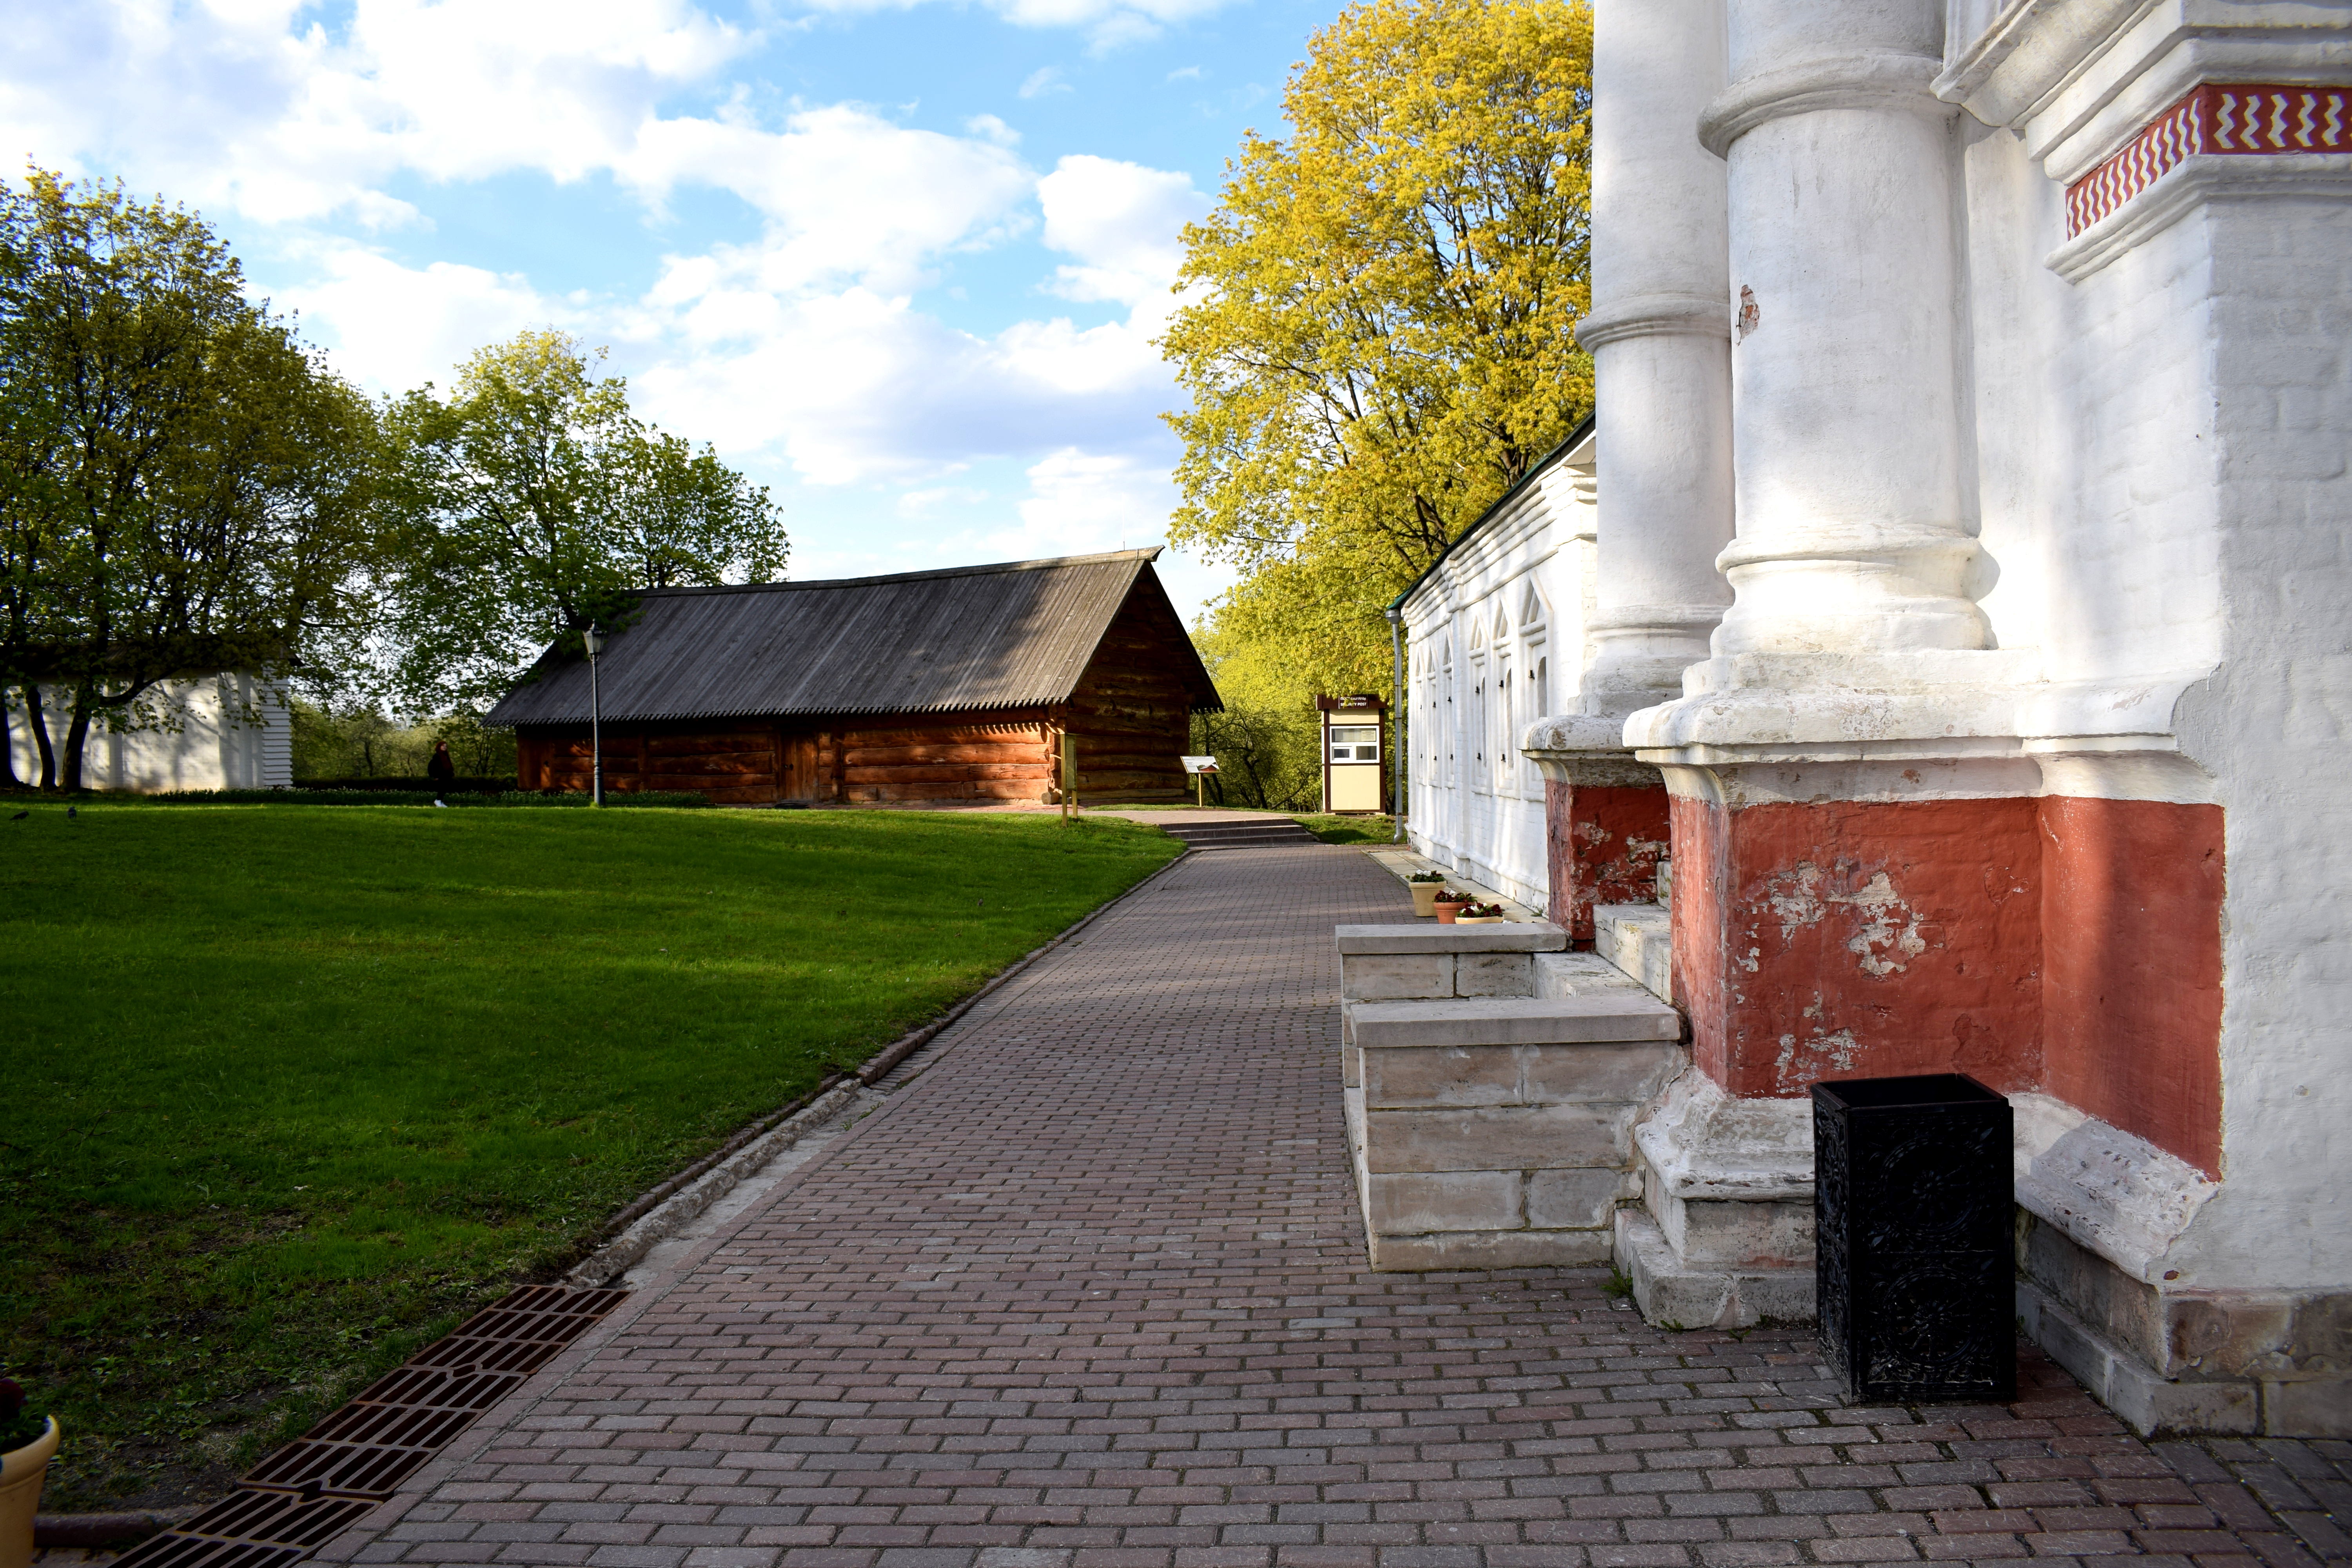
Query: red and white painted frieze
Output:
[[2065, 82, 2352, 236]]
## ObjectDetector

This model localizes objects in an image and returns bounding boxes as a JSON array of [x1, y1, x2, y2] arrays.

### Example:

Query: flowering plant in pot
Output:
[[1431, 887, 1471, 924], [0, 1373, 58, 1568], [1454, 901, 1509, 926], [1407, 872, 1446, 917]]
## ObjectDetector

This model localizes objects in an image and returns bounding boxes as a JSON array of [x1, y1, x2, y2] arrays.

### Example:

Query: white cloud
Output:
[[635, 105, 1034, 300], [998, 446, 1174, 556], [628, 286, 1169, 485], [1018, 66, 1070, 98], [1166, 65, 1205, 81], [1036, 154, 1205, 308], [279, 248, 592, 394], [0, 0, 754, 226], [0, 0, 1217, 507], [791, 0, 1234, 52], [608, 155, 1205, 486], [1085, 13, 1169, 53], [896, 485, 993, 520]]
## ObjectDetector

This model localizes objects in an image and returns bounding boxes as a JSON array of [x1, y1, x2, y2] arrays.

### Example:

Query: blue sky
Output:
[[0, 0, 1340, 622]]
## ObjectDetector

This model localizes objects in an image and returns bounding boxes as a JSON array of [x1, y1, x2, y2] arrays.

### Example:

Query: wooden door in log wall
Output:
[[779, 731, 824, 802]]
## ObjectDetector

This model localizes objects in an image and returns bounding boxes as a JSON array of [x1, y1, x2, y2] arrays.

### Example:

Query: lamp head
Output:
[[582, 624, 604, 657]]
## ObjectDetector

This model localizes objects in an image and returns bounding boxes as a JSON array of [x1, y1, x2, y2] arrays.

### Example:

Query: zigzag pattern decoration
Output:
[[2065, 83, 2352, 236]]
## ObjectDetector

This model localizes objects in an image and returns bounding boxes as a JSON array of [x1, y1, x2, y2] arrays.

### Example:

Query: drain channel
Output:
[[112, 1285, 628, 1568]]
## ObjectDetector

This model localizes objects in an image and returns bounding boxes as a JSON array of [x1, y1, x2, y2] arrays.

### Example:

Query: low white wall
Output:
[[1402, 442, 1596, 914], [5, 673, 293, 791]]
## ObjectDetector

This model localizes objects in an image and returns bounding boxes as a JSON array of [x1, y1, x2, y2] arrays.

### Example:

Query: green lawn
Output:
[[1292, 812, 1397, 844], [0, 804, 1179, 1510]]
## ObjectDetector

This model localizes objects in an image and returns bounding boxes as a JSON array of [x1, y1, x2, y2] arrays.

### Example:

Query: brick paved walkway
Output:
[[323, 844, 2351, 1568]]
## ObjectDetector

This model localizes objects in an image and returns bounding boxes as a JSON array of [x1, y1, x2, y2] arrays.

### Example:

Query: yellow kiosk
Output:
[[1317, 694, 1387, 814]]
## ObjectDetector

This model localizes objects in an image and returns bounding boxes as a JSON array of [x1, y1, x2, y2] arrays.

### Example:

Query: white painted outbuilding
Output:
[[1394, 426, 1595, 913], [4, 673, 293, 791]]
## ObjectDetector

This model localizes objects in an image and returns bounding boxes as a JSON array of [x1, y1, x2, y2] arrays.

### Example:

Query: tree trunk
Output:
[[24, 684, 56, 791], [59, 685, 93, 793], [0, 687, 18, 789]]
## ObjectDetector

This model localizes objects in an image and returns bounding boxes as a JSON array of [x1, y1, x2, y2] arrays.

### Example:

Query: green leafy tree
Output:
[[1161, 0, 1593, 696], [380, 330, 786, 714], [0, 169, 381, 790], [1189, 621, 1327, 810]]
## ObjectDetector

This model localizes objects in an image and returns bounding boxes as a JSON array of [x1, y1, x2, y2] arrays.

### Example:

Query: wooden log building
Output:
[[486, 548, 1221, 806]]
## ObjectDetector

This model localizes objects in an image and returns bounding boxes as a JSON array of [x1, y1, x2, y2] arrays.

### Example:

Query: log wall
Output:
[[1057, 577, 1198, 805], [510, 575, 1210, 806]]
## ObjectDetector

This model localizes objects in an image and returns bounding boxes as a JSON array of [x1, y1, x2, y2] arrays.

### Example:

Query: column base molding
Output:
[[1612, 1069, 1818, 1330], [1614, 1208, 1817, 1331]]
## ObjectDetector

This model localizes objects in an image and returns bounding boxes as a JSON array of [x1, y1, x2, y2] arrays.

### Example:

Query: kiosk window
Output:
[[1329, 725, 1380, 762]]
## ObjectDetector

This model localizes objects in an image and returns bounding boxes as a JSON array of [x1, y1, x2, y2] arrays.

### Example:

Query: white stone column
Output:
[[1702, 0, 1985, 656], [1521, 0, 1734, 942], [1571, 0, 1736, 723]]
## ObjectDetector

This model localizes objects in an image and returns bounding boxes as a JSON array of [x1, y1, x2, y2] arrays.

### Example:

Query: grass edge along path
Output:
[[0, 804, 1180, 1514]]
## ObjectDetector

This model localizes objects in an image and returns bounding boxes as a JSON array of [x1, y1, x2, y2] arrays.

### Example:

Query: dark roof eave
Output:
[[1386, 416, 1594, 616]]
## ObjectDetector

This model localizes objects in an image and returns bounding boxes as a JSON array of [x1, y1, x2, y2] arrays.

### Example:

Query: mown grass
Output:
[[0, 804, 1179, 1509], [1292, 812, 1396, 844]]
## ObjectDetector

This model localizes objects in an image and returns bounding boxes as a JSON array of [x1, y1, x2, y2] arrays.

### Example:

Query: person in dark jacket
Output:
[[426, 740, 456, 806]]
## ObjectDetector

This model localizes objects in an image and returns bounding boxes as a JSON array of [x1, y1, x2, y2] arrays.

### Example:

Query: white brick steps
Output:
[[1350, 994, 1682, 1048], [1336, 923, 1687, 1271]]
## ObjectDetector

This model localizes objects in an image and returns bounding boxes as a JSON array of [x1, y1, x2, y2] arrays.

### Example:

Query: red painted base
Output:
[[2040, 797, 2224, 1175], [1668, 792, 2223, 1174], [1544, 780, 1670, 942]]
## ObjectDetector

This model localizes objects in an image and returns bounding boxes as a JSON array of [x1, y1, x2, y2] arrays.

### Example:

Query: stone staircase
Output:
[[1160, 817, 1325, 851], [1336, 922, 1684, 1269], [1336, 904, 1818, 1328]]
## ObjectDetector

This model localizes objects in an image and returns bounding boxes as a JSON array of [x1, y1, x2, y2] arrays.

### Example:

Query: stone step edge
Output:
[[1336, 922, 1568, 954], [1348, 996, 1681, 1048], [1613, 1208, 1818, 1332]]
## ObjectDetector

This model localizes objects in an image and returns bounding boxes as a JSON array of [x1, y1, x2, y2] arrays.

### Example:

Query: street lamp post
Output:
[[583, 623, 605, 808]]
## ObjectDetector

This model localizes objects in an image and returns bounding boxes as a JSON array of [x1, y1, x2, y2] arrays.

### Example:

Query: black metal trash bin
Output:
[[1813, 1073, 2015, 1403]]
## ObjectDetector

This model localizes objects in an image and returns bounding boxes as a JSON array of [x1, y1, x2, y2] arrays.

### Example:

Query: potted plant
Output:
[[1407, 872, 1446, 917], [1455, 901, 1509, 926], [0, 1374, 58, 1568], [1432, 888, 1470, 924]]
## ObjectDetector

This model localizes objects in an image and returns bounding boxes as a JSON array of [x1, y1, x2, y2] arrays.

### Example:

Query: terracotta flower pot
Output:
[[1432, 900, 1465, 924], [1455, 915, 1506, 926], [1410, 882, 1441, 917], [0, 1417, 59, 1568]]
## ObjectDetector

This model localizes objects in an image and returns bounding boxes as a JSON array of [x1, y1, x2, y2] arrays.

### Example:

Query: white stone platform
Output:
[[1337, 924, 1685, 1270]]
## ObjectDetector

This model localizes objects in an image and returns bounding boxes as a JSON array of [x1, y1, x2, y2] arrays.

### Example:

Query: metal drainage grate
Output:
[[113, 1286, 628, 1568], [105, 1490, 380, 1568]]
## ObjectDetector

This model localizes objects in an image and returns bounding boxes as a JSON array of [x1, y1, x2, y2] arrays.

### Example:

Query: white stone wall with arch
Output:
[[1397, 429, 1597, 911]]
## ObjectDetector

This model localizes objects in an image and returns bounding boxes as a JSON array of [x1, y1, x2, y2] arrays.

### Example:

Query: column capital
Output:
[[1700, 51, 1949, 157]]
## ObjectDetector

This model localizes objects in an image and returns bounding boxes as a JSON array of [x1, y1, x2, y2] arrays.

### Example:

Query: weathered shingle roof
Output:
[[485, 547, 1218, 726]]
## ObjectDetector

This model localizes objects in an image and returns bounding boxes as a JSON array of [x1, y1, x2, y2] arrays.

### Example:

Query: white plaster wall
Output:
[[1960, 116, 2348, 1289], [5, 674, 293, 791], [1403, 459, 1596, 912], [1965, 116, 2230, 686], [2166, 193, 2352, 1289]]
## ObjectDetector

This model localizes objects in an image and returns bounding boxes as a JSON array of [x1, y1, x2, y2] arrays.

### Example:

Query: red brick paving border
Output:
[[313, 845, 2352, 1568]]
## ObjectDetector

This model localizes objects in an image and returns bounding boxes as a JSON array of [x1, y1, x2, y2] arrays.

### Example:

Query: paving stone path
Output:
[[323, 844, 2351, 1568]]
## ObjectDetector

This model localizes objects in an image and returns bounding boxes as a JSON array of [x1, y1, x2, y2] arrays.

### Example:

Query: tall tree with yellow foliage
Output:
[[1161, 0, 1593, 696]]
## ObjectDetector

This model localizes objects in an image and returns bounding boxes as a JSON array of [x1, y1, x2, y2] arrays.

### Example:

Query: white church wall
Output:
[[5, 673, 293, 791], [1958, 83, 2352, 1295], [2168, 191, 2352, 1290]]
